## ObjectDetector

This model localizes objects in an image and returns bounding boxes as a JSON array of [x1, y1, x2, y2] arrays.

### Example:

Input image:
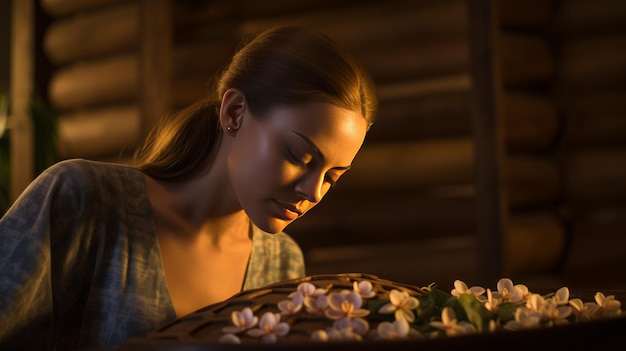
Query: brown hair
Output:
[[134, 26, 377, 179]]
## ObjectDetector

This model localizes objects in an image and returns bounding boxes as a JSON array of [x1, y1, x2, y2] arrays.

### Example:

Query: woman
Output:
[[0, 25, 377, 349]]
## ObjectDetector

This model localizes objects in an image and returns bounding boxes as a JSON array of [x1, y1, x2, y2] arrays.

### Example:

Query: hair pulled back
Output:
[[134, 26, 377, 179]]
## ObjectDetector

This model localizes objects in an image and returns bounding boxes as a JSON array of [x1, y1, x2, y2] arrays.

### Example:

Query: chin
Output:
[[251, 217, 291, 234]]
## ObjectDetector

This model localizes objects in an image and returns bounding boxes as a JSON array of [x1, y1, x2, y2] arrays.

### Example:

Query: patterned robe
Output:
[[0, 159, 305, 350]]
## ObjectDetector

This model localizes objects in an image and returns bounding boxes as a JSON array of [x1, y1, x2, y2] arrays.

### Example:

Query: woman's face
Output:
[[228, 102, 368, 234]]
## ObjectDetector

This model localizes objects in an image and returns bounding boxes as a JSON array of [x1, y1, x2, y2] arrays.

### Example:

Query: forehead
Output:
[[264, 102, 368, 163]]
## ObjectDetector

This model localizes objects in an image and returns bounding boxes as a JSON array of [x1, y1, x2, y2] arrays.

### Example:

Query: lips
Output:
[[273, 199, 304, 220]]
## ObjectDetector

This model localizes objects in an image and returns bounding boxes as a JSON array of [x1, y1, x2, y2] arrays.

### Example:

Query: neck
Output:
[[144, 138, 247, 244]]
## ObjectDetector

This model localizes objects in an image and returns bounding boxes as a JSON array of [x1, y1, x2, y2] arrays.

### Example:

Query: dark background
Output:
[[3, 0, 625, 293]]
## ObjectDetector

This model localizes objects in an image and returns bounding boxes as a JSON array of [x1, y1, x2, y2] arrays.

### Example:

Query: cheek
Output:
[[229, 133, 285, 191]]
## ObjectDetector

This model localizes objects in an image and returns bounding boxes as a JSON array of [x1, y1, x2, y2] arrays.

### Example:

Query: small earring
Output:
[[227, 126, 233, 132]]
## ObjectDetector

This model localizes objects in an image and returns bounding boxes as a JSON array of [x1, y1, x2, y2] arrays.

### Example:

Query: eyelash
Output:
[[287, 149, 337, 188], [326, 177, 338, 188], [287, 149, 310, 167]]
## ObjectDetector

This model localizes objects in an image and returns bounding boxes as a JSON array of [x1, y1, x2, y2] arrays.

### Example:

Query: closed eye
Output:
[[325, 170, 345, 188], [288, 148, 339, 188], [287, 148, 311, 167]]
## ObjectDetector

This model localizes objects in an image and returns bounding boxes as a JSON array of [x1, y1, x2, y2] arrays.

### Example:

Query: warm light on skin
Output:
[[291, 130, 353, 172], [226, 101, 368, 234]]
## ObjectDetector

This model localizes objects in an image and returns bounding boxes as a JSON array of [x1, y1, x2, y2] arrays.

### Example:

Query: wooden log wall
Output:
[[42, 0, 140, 160], [495, 0, 567, 280], [35, 0, 625, 288], [552, 0, 626, 289], [40, 0, 483, 286]]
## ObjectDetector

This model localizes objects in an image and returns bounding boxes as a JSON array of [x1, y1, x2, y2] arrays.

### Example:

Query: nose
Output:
[[295, 171, 325, 203]]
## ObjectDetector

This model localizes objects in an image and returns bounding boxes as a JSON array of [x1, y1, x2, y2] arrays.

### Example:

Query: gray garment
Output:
[[0, 159, 305, 350]]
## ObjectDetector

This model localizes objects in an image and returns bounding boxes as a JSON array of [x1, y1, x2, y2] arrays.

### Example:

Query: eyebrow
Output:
[[291, 130, 352, 171]]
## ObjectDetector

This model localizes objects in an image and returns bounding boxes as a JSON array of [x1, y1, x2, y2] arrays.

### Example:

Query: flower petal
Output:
[[345, 291, 363, 308], [468, 286, 486, 296], [275, 322, 290, 336], [497, 278, 514, 292], [298, 282, 315, 296], [377, 321, 394, 337], [407, 297, 420, 309], [219, 333, 241, 344], [396, 308, 415, 323], [327, 292, 345, 310], [441, 306, 456, 324], [351, 318, 370, 335], [395, 319, 410, 336], [453, 280, 468, 294], [325, 309, 346, 320], [311, 330, 328, 342], [389, 290, 405, 305], [378, 303, 396, 314], [259, 312, 278, 328], [352, 308, 371, 318]]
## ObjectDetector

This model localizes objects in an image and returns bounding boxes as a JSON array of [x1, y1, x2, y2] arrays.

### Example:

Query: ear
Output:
[[219, 88, 247, 135]]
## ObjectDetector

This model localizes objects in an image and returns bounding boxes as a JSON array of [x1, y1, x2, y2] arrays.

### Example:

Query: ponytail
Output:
[[134, 99, 222, 179]]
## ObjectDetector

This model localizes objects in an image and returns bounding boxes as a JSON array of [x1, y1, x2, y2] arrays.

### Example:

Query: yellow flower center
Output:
[[342, 301, 355, 315]]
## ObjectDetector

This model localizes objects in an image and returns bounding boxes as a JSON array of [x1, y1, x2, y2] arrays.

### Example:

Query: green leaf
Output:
[[414, 287, 452, 323], [443, 296, 469, 322], [495, 302, 521, 323], [457, 294, 494, 332]]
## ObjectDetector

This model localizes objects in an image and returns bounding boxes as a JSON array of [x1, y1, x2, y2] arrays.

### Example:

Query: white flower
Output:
[[516, 283, 531, 302], [504, 307, 542, 330], [278, 292, 304, 315], [354, 280, 376, 298], [290, 282, 329, 317], [304, 294, 329, 315], [378, 289, 420, 322], [451, 280, 485, 299], [246, 312, 290, 343], [333, 317, 370, 336], [526, 293, 546, 312], [541, 298, 571, 327], [483, 288, 501, 312], [429, 307, 476, 336], [289, 282, 327, 299], [222, 307, 258, 333], [496, 278, 524, 303], [310, 320, 366, 343], [325, 290, 370, 320], [376, 319, 410, 340], [552, 287, 570, 306], [594, 292, 623, 318], [219, 276, 625, 344], [569, 298, 600, 321]]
